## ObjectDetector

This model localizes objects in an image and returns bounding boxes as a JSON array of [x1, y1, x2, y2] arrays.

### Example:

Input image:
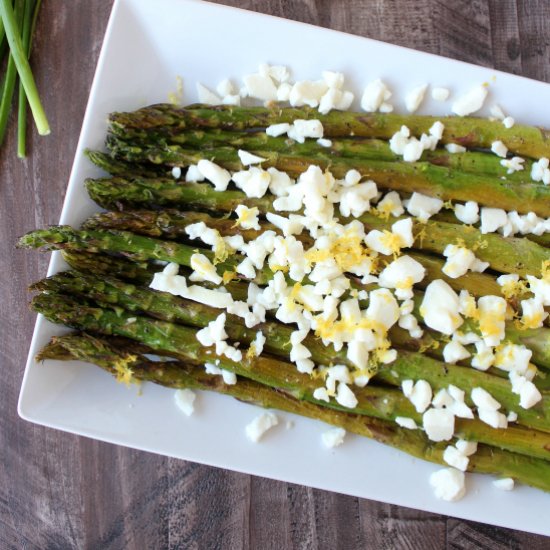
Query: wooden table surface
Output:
[[2, 1, 549, 548]]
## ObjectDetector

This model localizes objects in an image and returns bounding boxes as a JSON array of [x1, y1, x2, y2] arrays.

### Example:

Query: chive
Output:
[[0, 0, 24, 146], [17, 0, 40, 157], [0, 0, 48, 136]]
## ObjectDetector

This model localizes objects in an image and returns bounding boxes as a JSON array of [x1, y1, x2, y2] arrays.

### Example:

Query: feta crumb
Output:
[[287, 119, 324, 143], [531, 157, 550, 183], [500, 156, 524, 174], [454, 201, 479, 225], [197, 159, 231, 191], [243, 73, 278, 101], [216, 78, 234, 97], [443, 341, 470, 364], [493, 478, 515, 491], [445, 143, 467, 154], [266, 122, 291, 137], [507, 411, 518, 422], [423, 408, 455, 442], [336, 382, 358, 409], [443, 445, 469, 471], [430, 468, 466, 501], [420, 280, 463, 335], [196, 82, 221, 105], [322, 427, 346, 448], [406, 192, 443, 221], [185, 164, 205, 182], [235, 204, 261, 230], [502, 116, 515, 129], [452, 85, 488, 116], [189, 253, 222, 285], [246, 412, 279, 442], [317, 138, 332, 147], [360, 79, 391, 112], [490, 104, 505, 120], [174, 389, 196, 416], [455, 440, 478, 456], [432, 87, 450, 101], [491, 140, 508, 158], [289, 80, 328, 108], [313, 387, 330, 403], [395, 416, 418, 430], [471, 387, 501, 411], [171, 166, 181, 179], [405, 84, 428, 113], [480, 207, 508, 234], [402, 379, 432, 413], [238, 149, 266, 166]]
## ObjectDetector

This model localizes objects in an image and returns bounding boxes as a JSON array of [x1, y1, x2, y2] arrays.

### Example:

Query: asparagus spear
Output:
[[36, 332, 550, 483], [108, 103, 550, 159], [31, 291, 550, 433], [83, 178, 550, 277], [105, 141, 550, 217], [82, 208, 505, 299], [19, 227, 550, 369], [106, 129, 536, 185]]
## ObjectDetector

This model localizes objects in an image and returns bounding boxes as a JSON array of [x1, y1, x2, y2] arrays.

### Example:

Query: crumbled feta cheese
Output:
[[502, 116, 515, 129], [445, 143, 467, 153], [197, 159, 231, 191], [360, 79, 392, 112], [389, 125, 410, 155], [443, 445, 469, 471], [238, 149, 266, 166], [402, 379, 432, 413], [432, 87, 450, 101], [189, 253, 222, 285], [531, 157, 550, 183], [378, 255, 425, 299], [480, 207, 508, 234], [233, 167, 271, 198], [322, 70, 344, 89], [322, 427, 346, 448], [520, 297, 548, 328], [196, 82, 221, 105], [420, 280, 463, 335], [171, 166, 181, 179], [405, 84, 428, 113], [395, 417, 418, 429], [493, 478, 514, 491], [402, 139, 424, 162], [526, 274, 550, 306], [174, 389, 196, 416], [442, 244, 488, 278], [317, 138, 332, 148], [500, 156, 524, 174], [246, 412, 279, 442], [216, 78, 234, 97], [493, 343, 531, 375], [276, 82, 292, 102], [452, 85, 488, 116], [204, 362, 237, 385], [289, 80, 328, 108], [287, 119, 324, 143], [507, 411, 518, 422], [266, 122, 291, 137], [376, 191, 404, 217], [406, 192, 443, 221], [423, 408, 455, 441], [366, 288, 400, 330], [454, 201, 479, 225], [491, 140, 508, 158], [222, 94, 241, 106], [243, 72, 278, 101], [336, 382, 358, 409], [235, 205, 261, 230], [471, 387, 501, 411], [429, 468, 466, 502], [509, 371, 542, 409], [477, 295, 506, 346], [185, 164, 205, 182], [443, 341, 470, 364]]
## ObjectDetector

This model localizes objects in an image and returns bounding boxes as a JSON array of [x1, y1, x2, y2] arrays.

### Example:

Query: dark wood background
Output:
[[1, 1, 549, 548]]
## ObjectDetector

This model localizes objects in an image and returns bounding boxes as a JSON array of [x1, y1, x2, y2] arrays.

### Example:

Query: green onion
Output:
[[0, 0, 48, 136]]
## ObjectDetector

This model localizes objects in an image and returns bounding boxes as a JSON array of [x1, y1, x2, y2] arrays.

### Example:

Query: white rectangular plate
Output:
[[19, 0, 550, 535]]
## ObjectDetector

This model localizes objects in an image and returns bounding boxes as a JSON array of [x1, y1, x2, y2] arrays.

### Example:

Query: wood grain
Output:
[[1, 1, 549, 548]]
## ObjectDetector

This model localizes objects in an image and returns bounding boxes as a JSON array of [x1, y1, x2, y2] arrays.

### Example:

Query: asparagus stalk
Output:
[[108, 103, 550, 159], [106, 129, 536, 185], [33, 269, 550, 380], [31, 291, 550, 433], [56, 251, 550, 379], [105, 141, 550, 217], [19, 227, 550, 369], [39, 333, 550, 493], [82, 208, 505, 299], [83, 177, 550, 277]]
